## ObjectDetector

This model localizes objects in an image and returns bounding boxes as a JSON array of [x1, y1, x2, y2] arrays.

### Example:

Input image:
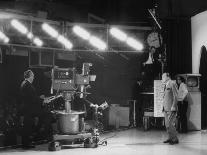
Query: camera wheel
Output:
[[84, 137, 98, 148], [48, 141, 61, 151], [102, 140, 107, 146]]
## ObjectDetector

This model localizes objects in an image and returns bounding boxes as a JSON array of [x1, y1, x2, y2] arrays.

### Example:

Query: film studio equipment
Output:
[[47, 63, 108, 151]]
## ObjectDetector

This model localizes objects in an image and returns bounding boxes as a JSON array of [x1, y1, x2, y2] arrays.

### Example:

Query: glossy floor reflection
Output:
[[1, 128, 207, 155]]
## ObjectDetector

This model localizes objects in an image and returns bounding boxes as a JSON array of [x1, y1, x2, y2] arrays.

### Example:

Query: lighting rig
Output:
[[11, 19, 43, 47]]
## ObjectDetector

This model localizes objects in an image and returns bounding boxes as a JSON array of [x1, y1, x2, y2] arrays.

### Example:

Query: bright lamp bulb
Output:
[[42, 23, 59, 38], [126, 37, 143, 51], [27, 32, 33, 39], [11, 19, 28, 34], [4, 37, 9, 43], [57, 35, 73, 49], [33, 37, 43, 47], [110, 27, 127, 41], [0, 31, 9, 43], [0, 31, 6, 39], [73, 25, 91, 40], [89, 36, 107, 50]]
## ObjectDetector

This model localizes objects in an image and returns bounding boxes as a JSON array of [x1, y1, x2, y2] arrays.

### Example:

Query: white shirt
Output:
[[145, 53, 154, 64], [177, 83, 188, 101]]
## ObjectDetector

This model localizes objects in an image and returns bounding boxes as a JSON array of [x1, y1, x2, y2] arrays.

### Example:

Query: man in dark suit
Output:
[[20, 70, 45, 148], [162, 73, 179, 145]]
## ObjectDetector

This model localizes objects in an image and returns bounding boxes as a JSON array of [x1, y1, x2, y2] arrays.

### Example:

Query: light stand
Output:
[[84, 101, 108, 147]]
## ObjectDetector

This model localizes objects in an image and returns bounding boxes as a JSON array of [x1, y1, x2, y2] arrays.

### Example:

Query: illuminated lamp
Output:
[[73, 25, 91, 40], [33, 37, 43, 47], [57, 35, 73, 49], [89, 36, 107, 50], [126, 37, 143, 51], [110, 27, 127, 41], [11, 19, 28, 34], [42, 23, 59, 38]]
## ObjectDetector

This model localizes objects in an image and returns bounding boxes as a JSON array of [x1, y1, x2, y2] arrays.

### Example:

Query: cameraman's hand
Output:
[[43, 98, 50, 104], [40, 95, 45, 99]]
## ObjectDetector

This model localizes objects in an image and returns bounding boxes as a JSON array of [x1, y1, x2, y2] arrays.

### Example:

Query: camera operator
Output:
[[19, 70, 47, 149]]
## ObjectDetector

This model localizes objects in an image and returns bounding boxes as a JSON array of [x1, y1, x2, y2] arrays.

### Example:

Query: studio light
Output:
[[42, 23, 73, 49], [10, 19, 44, 46], [0, 31, 6, 39], [4, 37, 9, 43], [73, 25, 106, 50], [89, 36, 107, 50], [0, 31, 9, 43], [110, 27, 144, 51], [27, 32, 33, 39], [110, 27, 127, 41], [11, 19, 28, 34], [126, 37, 143, 51], [33, 37, 43, 47], [57, 35, 73, 49], [73, 25, 91, 40], [42, 23, 59, 38]]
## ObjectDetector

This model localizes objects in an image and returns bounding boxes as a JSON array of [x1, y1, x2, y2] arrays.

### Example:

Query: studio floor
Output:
[[1, 128, 207, 155]]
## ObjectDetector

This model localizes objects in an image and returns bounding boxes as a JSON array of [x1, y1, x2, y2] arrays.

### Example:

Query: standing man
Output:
[[162, 73, 179, 145], [176, 75, 188, 133], [20, 70, 46, 148]]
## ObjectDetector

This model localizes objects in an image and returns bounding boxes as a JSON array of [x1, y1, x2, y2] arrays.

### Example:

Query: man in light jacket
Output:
[[162, 73, 179, 145]]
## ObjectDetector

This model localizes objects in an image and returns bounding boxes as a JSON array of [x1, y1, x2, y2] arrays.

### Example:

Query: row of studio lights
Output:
[[11, 19, 43, 46], [1, 19, 144, 51]]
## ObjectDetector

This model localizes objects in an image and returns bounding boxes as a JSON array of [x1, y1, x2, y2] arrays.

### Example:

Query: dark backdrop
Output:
[[162, 18, 192, 77]]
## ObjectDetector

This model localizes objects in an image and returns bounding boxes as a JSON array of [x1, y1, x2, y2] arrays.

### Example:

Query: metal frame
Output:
[[0, 10, 152, 61]]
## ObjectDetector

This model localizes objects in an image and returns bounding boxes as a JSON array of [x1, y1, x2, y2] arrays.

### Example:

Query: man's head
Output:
[[24, 70, 34, 83], [176, 76, 185, 85], [149, 46, 156, 54], [162, 72, 170, 83]]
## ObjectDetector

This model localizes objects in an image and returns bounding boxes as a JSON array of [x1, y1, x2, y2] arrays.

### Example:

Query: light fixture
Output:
[[11, 19, 28, 34], [0, 31, 9, 43], [27, 32, 33, 39], [73, 25, 106, 50], [10, 19, 44, 47], [110, 27, 127, 41], [42, 23, 73, 49], [42, 23, 59, 38], [4, 37, 9, 43], [57, 35, 73, 49], [110, 27, 144, 51], [126, 37, 143, 51], [73, 25, 91, 40], [89, 36, 107, 50], [33, 37, 43, 47]]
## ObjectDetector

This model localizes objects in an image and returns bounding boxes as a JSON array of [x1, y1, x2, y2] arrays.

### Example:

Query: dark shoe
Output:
[[181, 130, 188, 133], [169, 140, 179, 145], [163, 139, 171, 143], [22, 144, 36, 149]]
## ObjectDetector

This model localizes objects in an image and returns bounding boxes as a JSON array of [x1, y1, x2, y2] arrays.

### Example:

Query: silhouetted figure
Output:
[[199, 45, 207, 129], [20, 70, 44, 149]]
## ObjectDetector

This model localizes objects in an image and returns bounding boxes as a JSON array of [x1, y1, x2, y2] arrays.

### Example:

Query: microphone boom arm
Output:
[[148, 9, 162, 30]]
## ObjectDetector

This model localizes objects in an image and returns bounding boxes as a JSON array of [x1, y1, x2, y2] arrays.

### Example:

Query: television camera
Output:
[[47, 63, 107, 151]]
